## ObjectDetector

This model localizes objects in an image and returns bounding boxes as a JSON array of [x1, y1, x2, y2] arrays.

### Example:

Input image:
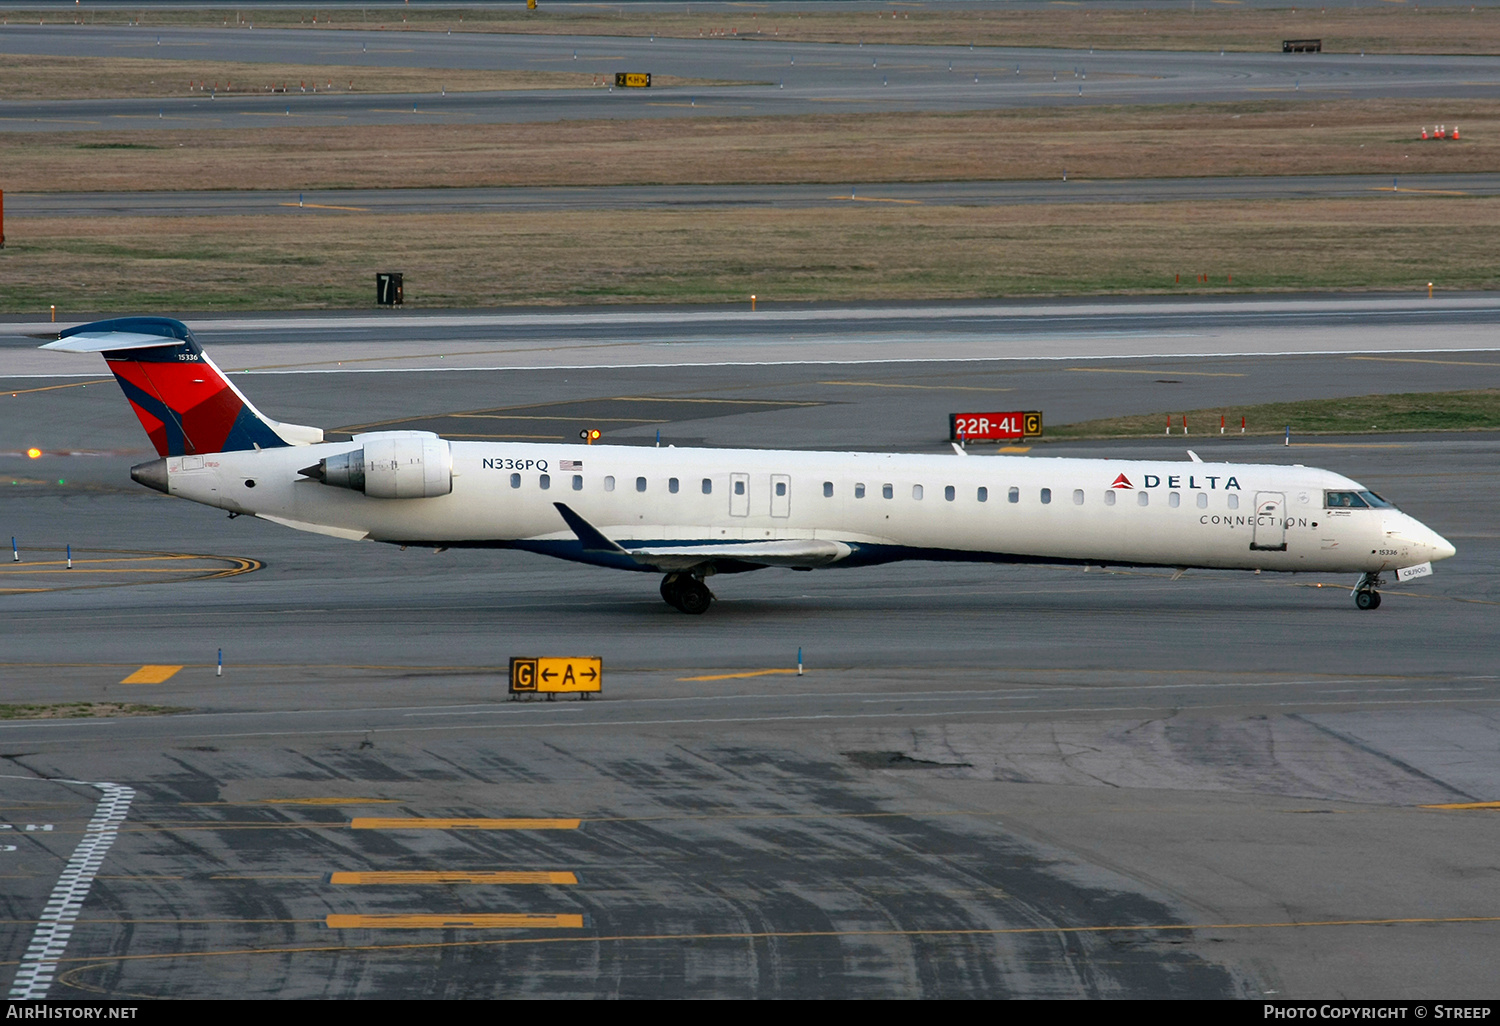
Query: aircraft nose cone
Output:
[[1431, 532, 1457, 562], [130, 458, 168, 494]]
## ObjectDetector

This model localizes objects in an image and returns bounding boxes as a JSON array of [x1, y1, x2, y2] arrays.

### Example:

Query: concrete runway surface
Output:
[[1, 301, 1497, 998], [8, 294, 1500, 376], [4, 23, 1500, 131]]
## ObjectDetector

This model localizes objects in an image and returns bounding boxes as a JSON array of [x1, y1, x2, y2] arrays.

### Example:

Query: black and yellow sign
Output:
[[1022, 410, 1043, 438], [510, 656, 602, 694], [614, 72, 651, 88]]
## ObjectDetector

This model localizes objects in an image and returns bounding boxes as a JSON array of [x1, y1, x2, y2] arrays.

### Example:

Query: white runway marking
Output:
[[8, 781, 135, 1001]]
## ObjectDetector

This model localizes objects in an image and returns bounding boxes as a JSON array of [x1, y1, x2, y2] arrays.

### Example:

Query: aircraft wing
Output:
[[553, 502, 850, 570]]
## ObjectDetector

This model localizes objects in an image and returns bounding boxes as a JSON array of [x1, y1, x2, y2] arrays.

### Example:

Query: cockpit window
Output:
[[1324, 491, 1368, 508], [1359, 490, 1394, 508]]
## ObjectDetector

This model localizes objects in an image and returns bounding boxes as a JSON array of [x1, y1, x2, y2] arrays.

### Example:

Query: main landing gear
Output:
[[1352, 572, 1383, 611], [661, 572, 714, 615]]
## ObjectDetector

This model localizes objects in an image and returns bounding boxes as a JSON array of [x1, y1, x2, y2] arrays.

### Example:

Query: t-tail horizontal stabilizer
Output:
[[42, 316, 323, 457]]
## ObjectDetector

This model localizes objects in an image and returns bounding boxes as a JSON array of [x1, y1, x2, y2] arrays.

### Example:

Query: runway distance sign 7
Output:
[[510, 656, 603, 695], [949, 411, 1043, 442]]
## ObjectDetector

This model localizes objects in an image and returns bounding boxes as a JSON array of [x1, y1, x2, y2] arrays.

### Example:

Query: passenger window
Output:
[[823, 481, 833, 498], [1169, 492, 1180, 508], [977, 487, 988, 502], [945, 485, 955, 502], [776, 481, 787, 497], [855, 483, 866, 499], [1104, 491, 1116, 506], [912, 484, 923, 500], [1227, 493, 1239, 510], [1324, 491, 1369, 508], [636, 476, 647, 493], [1137, 491, 1149, 506], [604, 475, 615, 492], [572, 474, 583, 491], [1040, 488, 1051, 505], [539, 474, 551, 490], [669, 477, 679, 494], [882, 483, 893, 499], [510, 473, 521, 489], [702, 478, 712, 495], [734, 480, 745, 496], [1008, 487, 1019, 504], [1072, 489, 1084, 505], [1196, 492, 1207, 509]]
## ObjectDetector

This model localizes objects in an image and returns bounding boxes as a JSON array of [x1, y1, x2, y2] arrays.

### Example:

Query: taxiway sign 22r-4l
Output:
[[45, 317, 1456, 614]]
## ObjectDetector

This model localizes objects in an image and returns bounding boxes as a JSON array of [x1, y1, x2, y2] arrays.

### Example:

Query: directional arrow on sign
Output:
[[581, 667, 598, 682], [541, 667, 557, 681]]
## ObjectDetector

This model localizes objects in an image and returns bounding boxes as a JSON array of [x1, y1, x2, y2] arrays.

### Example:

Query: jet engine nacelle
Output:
[[302, 431, 453, 499]]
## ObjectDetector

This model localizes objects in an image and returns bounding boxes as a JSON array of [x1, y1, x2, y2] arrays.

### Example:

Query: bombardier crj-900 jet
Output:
[[45, 317, 1455, 615]]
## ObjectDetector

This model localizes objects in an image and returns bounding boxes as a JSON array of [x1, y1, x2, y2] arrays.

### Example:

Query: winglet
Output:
[[1187, 450, 1204, 463], [553, 503, 629, 554]]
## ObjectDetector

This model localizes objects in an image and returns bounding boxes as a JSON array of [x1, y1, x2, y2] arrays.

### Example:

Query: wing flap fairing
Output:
[[552, 503, 850, 570]]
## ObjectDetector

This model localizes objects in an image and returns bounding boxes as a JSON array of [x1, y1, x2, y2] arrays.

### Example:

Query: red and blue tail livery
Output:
[[44, 317, 321, 456]]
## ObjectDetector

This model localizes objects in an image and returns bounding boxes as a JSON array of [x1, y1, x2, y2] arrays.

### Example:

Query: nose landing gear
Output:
[[661, 572, 714, 615], [1352, 572, 1384, 611]]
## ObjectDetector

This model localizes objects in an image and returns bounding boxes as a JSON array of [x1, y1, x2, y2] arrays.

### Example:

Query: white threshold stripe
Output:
[[8, 782, 135, 1001]]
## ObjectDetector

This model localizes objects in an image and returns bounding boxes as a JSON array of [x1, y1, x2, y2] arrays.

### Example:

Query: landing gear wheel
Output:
[[1354, 589, 1382, 611], [659, 573, 713, 614], [675, 578, 713, 615], [660, 573, 683, 607]]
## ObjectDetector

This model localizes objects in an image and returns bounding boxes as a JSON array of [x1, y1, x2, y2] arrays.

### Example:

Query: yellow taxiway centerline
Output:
[[1348, 356, 1500, 368], [24, 914, 1500, 974], [1067, 368, 1247, 377], [326, 913, 584, 929], [330, 871, 578, 885], [350, 818, 581, 830], [820, 381, 1014, 392], [678, 669, 802, 681]]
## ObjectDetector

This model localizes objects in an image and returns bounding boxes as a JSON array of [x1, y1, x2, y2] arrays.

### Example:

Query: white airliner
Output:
[[44, 317, 1455, 614]]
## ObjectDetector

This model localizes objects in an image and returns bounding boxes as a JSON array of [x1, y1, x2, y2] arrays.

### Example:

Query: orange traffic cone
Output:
[[1422, 127, 1429, 139], [1453, 126, 1461, 140]]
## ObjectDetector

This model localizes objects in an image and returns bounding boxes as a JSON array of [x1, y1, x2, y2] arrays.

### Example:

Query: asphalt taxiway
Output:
[[1, 301, 1497, 998], [4, 23, 1500, 131]]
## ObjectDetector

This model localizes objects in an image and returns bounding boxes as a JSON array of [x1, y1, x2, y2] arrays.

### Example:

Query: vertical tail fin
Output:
[[41, 316, 322, 457]]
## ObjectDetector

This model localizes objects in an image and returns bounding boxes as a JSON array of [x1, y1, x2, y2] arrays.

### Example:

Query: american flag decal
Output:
[[560, 460, 583, 471]]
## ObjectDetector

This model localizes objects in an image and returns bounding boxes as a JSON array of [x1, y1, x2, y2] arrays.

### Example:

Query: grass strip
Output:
[[2, 197, 1498, 312], [0, 702, 188, 720], [1046, 390, 1500, 439], [3, 99, 1493, 195], [13, 6, 1500, 55]]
